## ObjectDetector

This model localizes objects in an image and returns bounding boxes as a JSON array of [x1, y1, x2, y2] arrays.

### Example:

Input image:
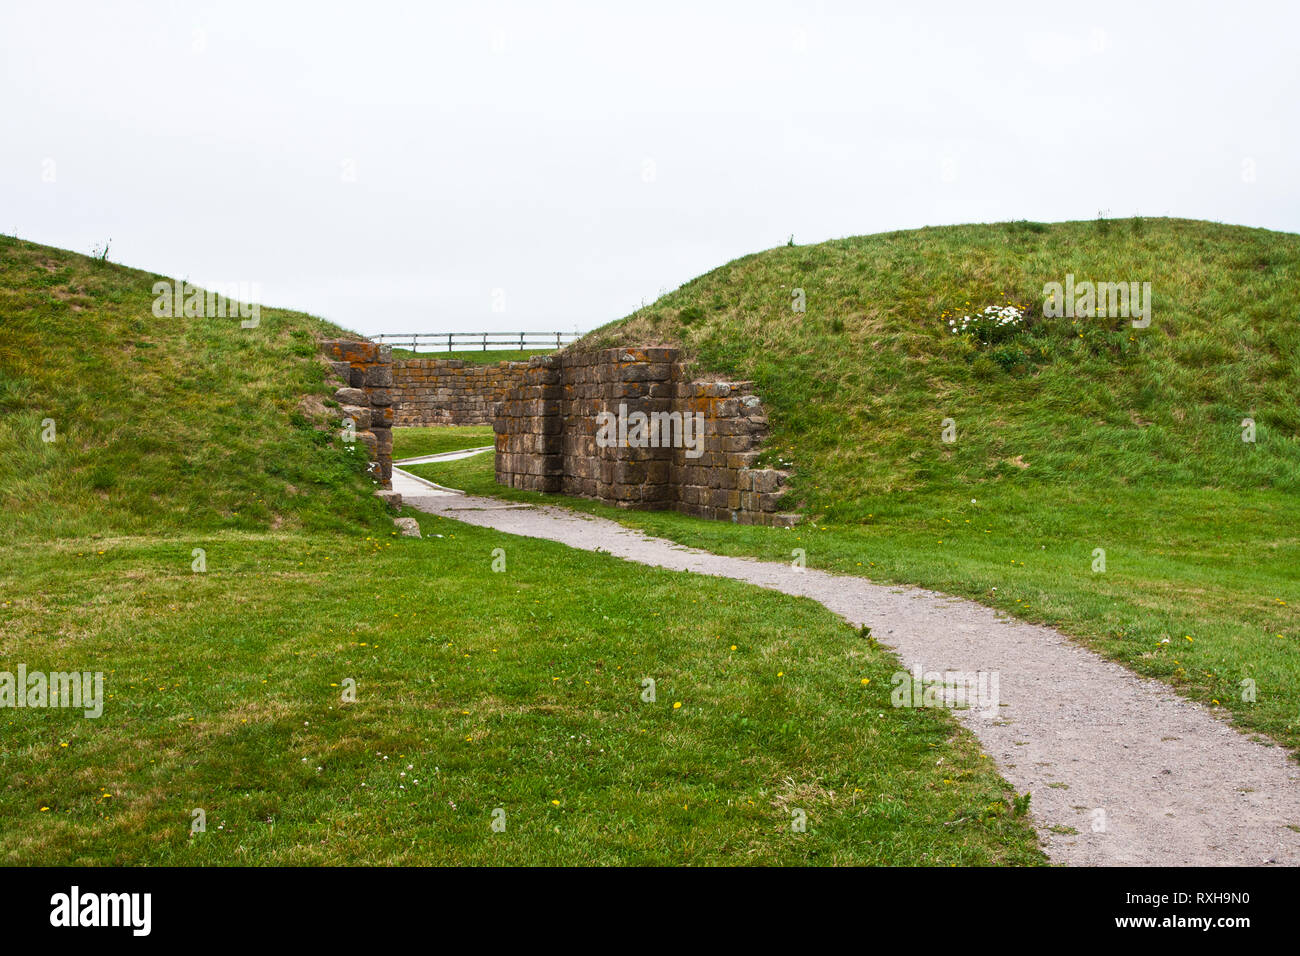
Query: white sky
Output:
[[4, 0, 1297, 338]]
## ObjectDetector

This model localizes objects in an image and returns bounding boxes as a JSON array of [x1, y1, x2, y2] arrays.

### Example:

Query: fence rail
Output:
[[374, 331, 582, 353]]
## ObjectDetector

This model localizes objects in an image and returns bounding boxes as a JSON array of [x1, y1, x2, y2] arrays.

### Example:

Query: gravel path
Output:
[[394, 462, 1300, 866]]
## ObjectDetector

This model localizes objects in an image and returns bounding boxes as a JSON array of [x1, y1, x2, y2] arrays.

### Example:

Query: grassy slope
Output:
[[0, 236, 391, 539], [415, 218, 1300, 753], [583, 217, 1299, 507], [0, 239, 1041, 865]]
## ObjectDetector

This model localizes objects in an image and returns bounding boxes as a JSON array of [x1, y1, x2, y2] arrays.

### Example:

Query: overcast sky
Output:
[[4, 0, 1297, 339]]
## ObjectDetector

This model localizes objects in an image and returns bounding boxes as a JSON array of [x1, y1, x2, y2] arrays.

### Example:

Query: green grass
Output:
[[0, 236, 393, 540], [390, 349, 549, 364], [0, 525, 1041, 865], [0, 236, 1043, 865], [411, 218, 1300, 755], [393, 426, 494, 460], [413, 456, 1299, 758]]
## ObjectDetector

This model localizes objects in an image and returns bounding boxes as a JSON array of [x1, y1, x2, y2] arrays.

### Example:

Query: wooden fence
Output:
[[373, 331, 582, 353]]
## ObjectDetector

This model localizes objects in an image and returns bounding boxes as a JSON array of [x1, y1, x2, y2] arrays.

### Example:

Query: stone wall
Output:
[[495, 347, 795, 526], [320, 339, 394, 489], [392, 358, 529, 426]]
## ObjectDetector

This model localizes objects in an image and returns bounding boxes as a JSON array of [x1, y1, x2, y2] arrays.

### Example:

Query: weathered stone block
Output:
[[340, 404, 371, 430], [335, 387, 368, 405], [364, 365, 394, 387]]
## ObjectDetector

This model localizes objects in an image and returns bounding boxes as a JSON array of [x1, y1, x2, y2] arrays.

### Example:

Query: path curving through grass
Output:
[[394, 462, 1300, 866]]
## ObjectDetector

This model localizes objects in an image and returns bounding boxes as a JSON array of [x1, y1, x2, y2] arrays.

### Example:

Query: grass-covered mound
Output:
[[0, 236, 391, 539], [581, 217, 1300, 516]]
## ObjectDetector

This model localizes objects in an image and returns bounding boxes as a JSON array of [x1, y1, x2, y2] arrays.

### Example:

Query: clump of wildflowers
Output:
[[940, 299, 1027, 345], [947, 304, 1024, 335]]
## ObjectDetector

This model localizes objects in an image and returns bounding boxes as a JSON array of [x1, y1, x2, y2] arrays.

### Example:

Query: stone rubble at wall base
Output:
[[319, 339, 394, 489]]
